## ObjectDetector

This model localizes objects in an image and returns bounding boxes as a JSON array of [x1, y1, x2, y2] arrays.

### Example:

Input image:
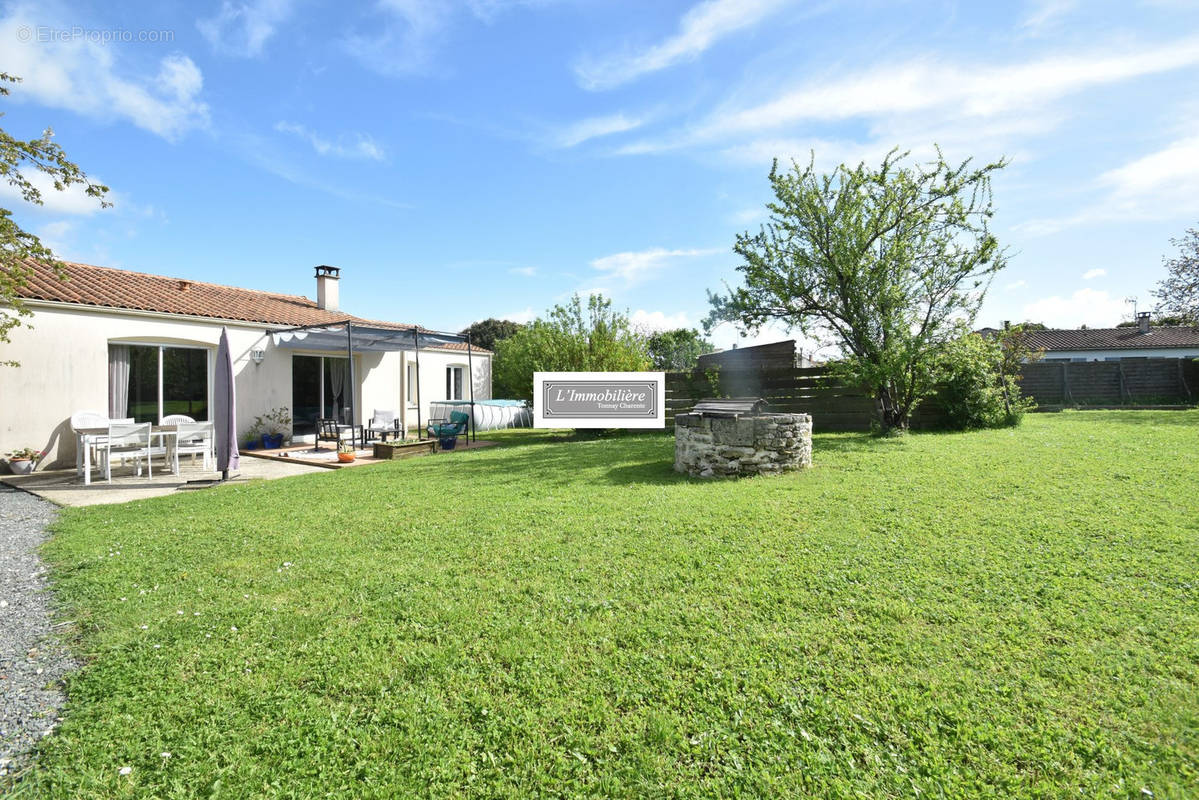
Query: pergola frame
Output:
[[271, 319, 476, 443]]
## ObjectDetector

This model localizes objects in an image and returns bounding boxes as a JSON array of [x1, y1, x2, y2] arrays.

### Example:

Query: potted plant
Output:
[[6, 447, 45, 475], [337, 441, 356, 463], [243, 420, 264, 450], [254, 407, 292, 450]]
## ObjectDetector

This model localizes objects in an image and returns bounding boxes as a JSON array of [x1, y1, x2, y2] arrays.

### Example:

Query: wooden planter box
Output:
[[373, 440, 436, 460]]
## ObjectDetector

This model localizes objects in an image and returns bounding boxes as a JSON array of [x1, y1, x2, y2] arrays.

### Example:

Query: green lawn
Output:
[[12, 412, 1199, 798]]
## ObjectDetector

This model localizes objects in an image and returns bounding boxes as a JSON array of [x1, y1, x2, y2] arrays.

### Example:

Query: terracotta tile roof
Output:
[[1024, 326, 1199, 352], [12, 260, 491, 353]]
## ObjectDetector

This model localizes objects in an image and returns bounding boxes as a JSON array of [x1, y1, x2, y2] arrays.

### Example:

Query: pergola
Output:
[[271, 320, 478, 442]]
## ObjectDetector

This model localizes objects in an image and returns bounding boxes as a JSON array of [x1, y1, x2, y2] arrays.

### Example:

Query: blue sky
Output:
[[3, 0, 1199, 353]]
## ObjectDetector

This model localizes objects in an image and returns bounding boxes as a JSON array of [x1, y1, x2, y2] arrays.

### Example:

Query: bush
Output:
[[492, 294, 650, 401], [934, 333, 1032, 429]]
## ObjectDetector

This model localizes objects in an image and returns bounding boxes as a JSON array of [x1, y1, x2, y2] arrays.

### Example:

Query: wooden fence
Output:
[[664, 367, 945, 432], [665, 357, 1198, 432], [1020, 358, 1197, 406]]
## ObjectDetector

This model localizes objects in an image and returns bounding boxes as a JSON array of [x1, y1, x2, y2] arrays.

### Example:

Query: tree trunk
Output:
[[875, 386, 910, 434]]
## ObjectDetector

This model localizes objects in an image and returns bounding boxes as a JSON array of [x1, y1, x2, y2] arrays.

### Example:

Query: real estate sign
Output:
[[534, 372, 665, 428]]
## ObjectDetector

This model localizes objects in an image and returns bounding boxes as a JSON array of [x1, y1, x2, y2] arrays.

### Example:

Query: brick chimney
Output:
[[315, 265, 340, 311], [1137, 311, 1151, 334]]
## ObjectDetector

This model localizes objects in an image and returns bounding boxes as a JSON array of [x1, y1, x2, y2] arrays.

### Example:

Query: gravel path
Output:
[[0, 485, 74, 779]]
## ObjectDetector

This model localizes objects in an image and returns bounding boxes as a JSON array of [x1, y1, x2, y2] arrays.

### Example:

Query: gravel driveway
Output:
[[0, 485, 74, 779]]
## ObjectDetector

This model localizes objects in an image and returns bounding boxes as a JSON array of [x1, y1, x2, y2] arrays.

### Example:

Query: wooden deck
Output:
[[243, 438, 497, 469]]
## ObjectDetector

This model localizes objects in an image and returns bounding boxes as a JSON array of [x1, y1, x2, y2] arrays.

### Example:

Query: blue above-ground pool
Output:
[[430, 400, 531, 431]]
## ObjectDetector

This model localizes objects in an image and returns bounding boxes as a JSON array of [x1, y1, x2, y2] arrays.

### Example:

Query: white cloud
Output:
[[1083, 268, 1106, 279], [0, 169, 112, 216], [508, 266, 537, 277], [700, 37, 1199, 140], [0, 8, 208, 140], [1020, 0, 1078, 34], [499, 307, 535, 324], [574, 0, 788, 90], [590, 247, 720, 286], [617, 35, 1199, 168], [1023, 288, 1128, 327], [346, 0, 547, 76], [36, 220, 74, 257], [274, 122, 385, 161], [1019, 133, 1199, 233], [630, 309, 692, 332], [198, 0, 296, 57], [1005, 279, 1028, 290], [554, 113, 643, 148]]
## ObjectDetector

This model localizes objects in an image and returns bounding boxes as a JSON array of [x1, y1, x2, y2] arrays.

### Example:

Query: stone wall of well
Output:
[[674, 412, 812, 478]]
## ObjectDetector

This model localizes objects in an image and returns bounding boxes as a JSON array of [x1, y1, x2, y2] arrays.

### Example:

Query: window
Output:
[[108, 343, 209, 423], [407, 363, 417, 405], [291, 355, 352, 435], [446, 366, 464, 401]]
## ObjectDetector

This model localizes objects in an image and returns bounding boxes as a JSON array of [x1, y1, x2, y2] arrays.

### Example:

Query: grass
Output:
[[10, 412, 1199, 798]]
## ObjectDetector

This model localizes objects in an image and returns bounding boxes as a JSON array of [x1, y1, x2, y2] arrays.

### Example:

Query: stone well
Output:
[[674, 411, 812, 478]]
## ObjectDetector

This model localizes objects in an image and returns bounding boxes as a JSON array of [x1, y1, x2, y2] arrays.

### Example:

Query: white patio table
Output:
[[75, 425, 182, 486]]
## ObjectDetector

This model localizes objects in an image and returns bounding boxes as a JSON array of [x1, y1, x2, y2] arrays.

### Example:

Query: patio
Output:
[[0, 457, 326, 508]]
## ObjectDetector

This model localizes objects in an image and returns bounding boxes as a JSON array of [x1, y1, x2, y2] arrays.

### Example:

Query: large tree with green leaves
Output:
[[459, 318, 524, 352], [492, 294, 649, 401], [646, 327, 712, 370], [707, 148, 1008, 432], [1151, 226, 1198, 324], [1, 73, 110, 366]]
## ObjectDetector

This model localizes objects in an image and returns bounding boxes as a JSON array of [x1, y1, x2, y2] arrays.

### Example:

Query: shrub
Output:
[[934, 333, 1032, 429]]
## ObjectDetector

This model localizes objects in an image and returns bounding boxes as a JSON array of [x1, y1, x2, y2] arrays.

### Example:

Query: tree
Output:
[[1116, 315, 1192, 328], [1151, 227, 1198, 324], [646, 327, 712, 370], [459, 318, 524, 352], [1, 73, 110, 365], [492, 294, 650, 401], [707, 148, 1007, 433]]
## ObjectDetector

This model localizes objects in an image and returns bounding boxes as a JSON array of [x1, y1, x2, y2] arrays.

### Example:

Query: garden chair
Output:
[[316, 418, 362, 450], [366, 409, 401, 442], [428, 410, 470, 449], [99, 422, 153, 482], [162, 414, 195, 424], [171, 421, 214, 472]]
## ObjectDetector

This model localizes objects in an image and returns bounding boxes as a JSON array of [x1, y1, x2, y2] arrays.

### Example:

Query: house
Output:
[[1018, 314, 1199, 361], [1, 261, 492, 468], [696, 339, 819, 371]]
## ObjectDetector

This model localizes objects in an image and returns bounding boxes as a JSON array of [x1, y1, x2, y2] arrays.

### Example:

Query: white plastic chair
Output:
[[162, 414, 195, 424], [100, 422, 153, 482], [172, 422, 213, 472], [367, 409, 401, 441], [71, 410, 110, 481]]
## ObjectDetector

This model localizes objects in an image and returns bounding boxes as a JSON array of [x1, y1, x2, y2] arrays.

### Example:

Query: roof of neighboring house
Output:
[[13, 260, 489, 354], [1023, 326, 1199, 352]]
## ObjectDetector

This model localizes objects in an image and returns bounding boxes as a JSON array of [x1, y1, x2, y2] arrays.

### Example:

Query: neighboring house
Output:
[[1, 261, 492, 468], [696, 339, 819, 371], [1019, 315, 1199, 361]]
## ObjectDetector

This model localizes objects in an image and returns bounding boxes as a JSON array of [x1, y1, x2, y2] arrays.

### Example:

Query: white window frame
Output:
[[446, 365, 465, 401], [407, 363, 417, 406], [109, 340, 212, 423]]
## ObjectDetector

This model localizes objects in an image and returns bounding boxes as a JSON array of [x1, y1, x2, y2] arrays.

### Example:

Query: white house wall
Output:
[[1041, 348, 1199, 361], [402, 349, 493, 433], [0, 303, 492, 468]]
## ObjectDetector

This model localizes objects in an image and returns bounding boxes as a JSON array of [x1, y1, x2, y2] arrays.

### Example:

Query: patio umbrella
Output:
[[214, 326, 239, 480]]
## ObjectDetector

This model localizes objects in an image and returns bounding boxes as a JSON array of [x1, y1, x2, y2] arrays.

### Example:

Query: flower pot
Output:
[[244, 440, 258, 450], [439, 437, 457, 451], [337, 452, 356, 463], [8, 459, 34, 475], [261, 433, 284, 450]]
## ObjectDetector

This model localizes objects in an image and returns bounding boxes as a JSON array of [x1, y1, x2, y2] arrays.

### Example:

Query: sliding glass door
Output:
[[291, 355, 352, 436], [109, 343, 210, 423]]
